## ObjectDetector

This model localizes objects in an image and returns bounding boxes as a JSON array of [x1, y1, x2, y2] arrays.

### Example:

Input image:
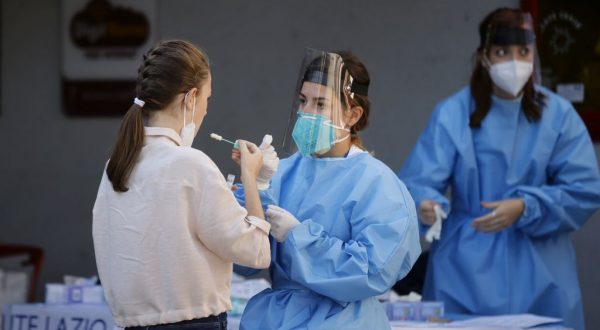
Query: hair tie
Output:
[[133, 97, 145, 108]]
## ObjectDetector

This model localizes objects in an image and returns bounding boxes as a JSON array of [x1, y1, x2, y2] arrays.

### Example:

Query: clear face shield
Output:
[[481, 12, 542, 96], [282, 48, 360, 157]]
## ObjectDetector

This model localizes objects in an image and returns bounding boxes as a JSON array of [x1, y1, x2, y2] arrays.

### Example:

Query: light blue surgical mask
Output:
[[292, 111, 350, 156]]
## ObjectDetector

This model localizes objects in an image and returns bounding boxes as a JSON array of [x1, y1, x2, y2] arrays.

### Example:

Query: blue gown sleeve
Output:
[[399, 104, 457, 228], [234, 262, 262, 277], [278, 177, 421, 303], [232, 185, 279, 276], [506, 107, 600, 237], [233, 184, 277, 210]]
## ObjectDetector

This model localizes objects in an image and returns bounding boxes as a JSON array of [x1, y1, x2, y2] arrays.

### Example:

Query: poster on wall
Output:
[[522, 0, 600, 141], [62, 0, 156, 116]]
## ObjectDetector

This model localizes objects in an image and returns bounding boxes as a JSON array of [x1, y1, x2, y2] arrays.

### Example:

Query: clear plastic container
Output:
[[385, 302, 417, 321], [384, 301, 444, 321], [419, 301, 444, 321]]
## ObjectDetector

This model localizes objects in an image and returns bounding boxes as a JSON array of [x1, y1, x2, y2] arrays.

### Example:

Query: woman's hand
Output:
[[238, 141, 263, 182], [231, 148, 241, 166], [419, 200, 441, 225], [472, 199, 525, 233]]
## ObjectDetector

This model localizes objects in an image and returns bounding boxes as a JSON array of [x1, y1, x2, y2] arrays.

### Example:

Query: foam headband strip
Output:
[[482, 26, 535, 46]]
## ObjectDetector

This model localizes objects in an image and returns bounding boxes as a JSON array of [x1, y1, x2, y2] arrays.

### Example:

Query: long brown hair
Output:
[[106, 40, 210, 192], [335, 51, 371, 149], [469, 8, 546, 128]]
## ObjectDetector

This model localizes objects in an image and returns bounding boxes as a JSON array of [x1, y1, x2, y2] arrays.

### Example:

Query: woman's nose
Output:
[[302, 103, 318, 114]]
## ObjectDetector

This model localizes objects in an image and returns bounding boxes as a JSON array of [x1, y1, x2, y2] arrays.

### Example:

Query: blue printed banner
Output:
[[2, 303, 116, 330]]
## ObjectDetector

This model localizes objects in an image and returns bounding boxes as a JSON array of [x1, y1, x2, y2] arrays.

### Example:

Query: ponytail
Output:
[[350, 134, 366, 150], [106, 104, 145, 192]]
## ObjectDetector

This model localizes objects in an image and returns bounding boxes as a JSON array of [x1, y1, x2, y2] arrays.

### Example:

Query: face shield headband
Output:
[[481, 26, 535, 48], [303, 66, 369, 98]]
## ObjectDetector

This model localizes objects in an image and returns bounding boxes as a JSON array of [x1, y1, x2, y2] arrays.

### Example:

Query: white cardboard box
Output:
[[45, 284, 105, 305]]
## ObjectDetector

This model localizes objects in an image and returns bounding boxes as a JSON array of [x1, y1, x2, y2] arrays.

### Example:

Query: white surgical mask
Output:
[[487, 59, 533, 97], [180, 91, 196, 147]]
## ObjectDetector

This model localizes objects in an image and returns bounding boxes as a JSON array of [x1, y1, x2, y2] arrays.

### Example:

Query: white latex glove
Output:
[[266, 205, 300, 242], [425, 204, 447, 243], [257, 134, 279, 191]]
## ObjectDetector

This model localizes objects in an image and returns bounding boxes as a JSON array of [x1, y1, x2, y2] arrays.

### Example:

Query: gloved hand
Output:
[[256, 134, 279, 191], [425, 204, 447, 243], [238, 141, 263, 182], [419, 200, 441, 225], [266, 205, 300, 242], [472, 199, 524, 233]]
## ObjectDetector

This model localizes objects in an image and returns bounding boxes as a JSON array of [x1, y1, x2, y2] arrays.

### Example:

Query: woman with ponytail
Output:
[[92, 40, 271, 330]]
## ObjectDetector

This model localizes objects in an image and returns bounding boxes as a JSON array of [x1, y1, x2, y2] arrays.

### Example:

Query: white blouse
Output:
[[93, 127, 270, 327]]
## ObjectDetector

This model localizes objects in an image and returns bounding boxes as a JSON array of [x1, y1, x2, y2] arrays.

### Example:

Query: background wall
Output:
[[1, 0, 599, 328]]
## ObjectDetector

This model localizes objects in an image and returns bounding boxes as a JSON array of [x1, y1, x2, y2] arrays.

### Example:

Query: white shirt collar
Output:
[[347, 144, 367, 157], [144, 126, 183, 146]]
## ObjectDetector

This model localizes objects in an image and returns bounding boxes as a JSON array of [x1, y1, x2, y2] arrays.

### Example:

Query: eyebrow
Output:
[[299, 92, 328, 102]]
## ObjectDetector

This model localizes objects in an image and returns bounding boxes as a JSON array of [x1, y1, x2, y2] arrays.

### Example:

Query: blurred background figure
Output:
[[399, 8, 600, 330]]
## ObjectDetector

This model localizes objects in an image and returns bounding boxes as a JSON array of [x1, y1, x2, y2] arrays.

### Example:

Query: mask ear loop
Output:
[[331, 132, 351, 144], [324, 114, 352, 146], [183, 90, 197, 129], [325, 121, 351, 132], [182, 91, 190, 128], [190, 91, 196, 125]]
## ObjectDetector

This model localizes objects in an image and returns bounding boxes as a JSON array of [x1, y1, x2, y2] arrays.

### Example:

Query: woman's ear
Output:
[[346, 105, 364, 127], [478, 50, 490, 70], [185, 87, 198, 108]]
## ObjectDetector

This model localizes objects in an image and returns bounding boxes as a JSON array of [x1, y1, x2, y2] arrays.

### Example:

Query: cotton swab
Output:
[[210, 133, 239, 148]]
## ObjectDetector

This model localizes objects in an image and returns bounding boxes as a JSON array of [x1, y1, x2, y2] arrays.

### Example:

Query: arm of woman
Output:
[[231, 145, 280, 275], [399, 103, 457, 227], [232, 147, 279, 212], [278, 176, 421, 303], [192, 156, 271, 269], [506, 108, 600, 237]]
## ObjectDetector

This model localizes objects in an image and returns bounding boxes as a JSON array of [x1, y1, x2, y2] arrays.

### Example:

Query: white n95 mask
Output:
[[180, 91, 196, 147], [488, 60, 533, 97]]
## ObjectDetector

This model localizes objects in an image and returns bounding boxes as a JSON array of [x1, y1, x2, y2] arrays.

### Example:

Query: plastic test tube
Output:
[[226, 174, 236, 190]]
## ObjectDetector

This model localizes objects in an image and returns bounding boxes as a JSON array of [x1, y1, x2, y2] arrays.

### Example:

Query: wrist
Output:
[[241, 172, 257, 184], [517, 198, 525, 216], [241, 167, 255, 177]]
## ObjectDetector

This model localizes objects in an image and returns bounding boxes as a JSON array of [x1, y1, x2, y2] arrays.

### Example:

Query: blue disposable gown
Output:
[[234, 151, 421, 330], [399, 86, 600, 330]]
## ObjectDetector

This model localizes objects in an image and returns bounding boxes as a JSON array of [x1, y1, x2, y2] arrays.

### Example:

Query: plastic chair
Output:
[[0, 244, 44, 302]]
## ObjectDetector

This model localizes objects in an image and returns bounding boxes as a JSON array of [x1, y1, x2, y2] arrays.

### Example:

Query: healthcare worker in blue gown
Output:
[[399, 8, 600, 330], [231, 49, 421, 330]]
